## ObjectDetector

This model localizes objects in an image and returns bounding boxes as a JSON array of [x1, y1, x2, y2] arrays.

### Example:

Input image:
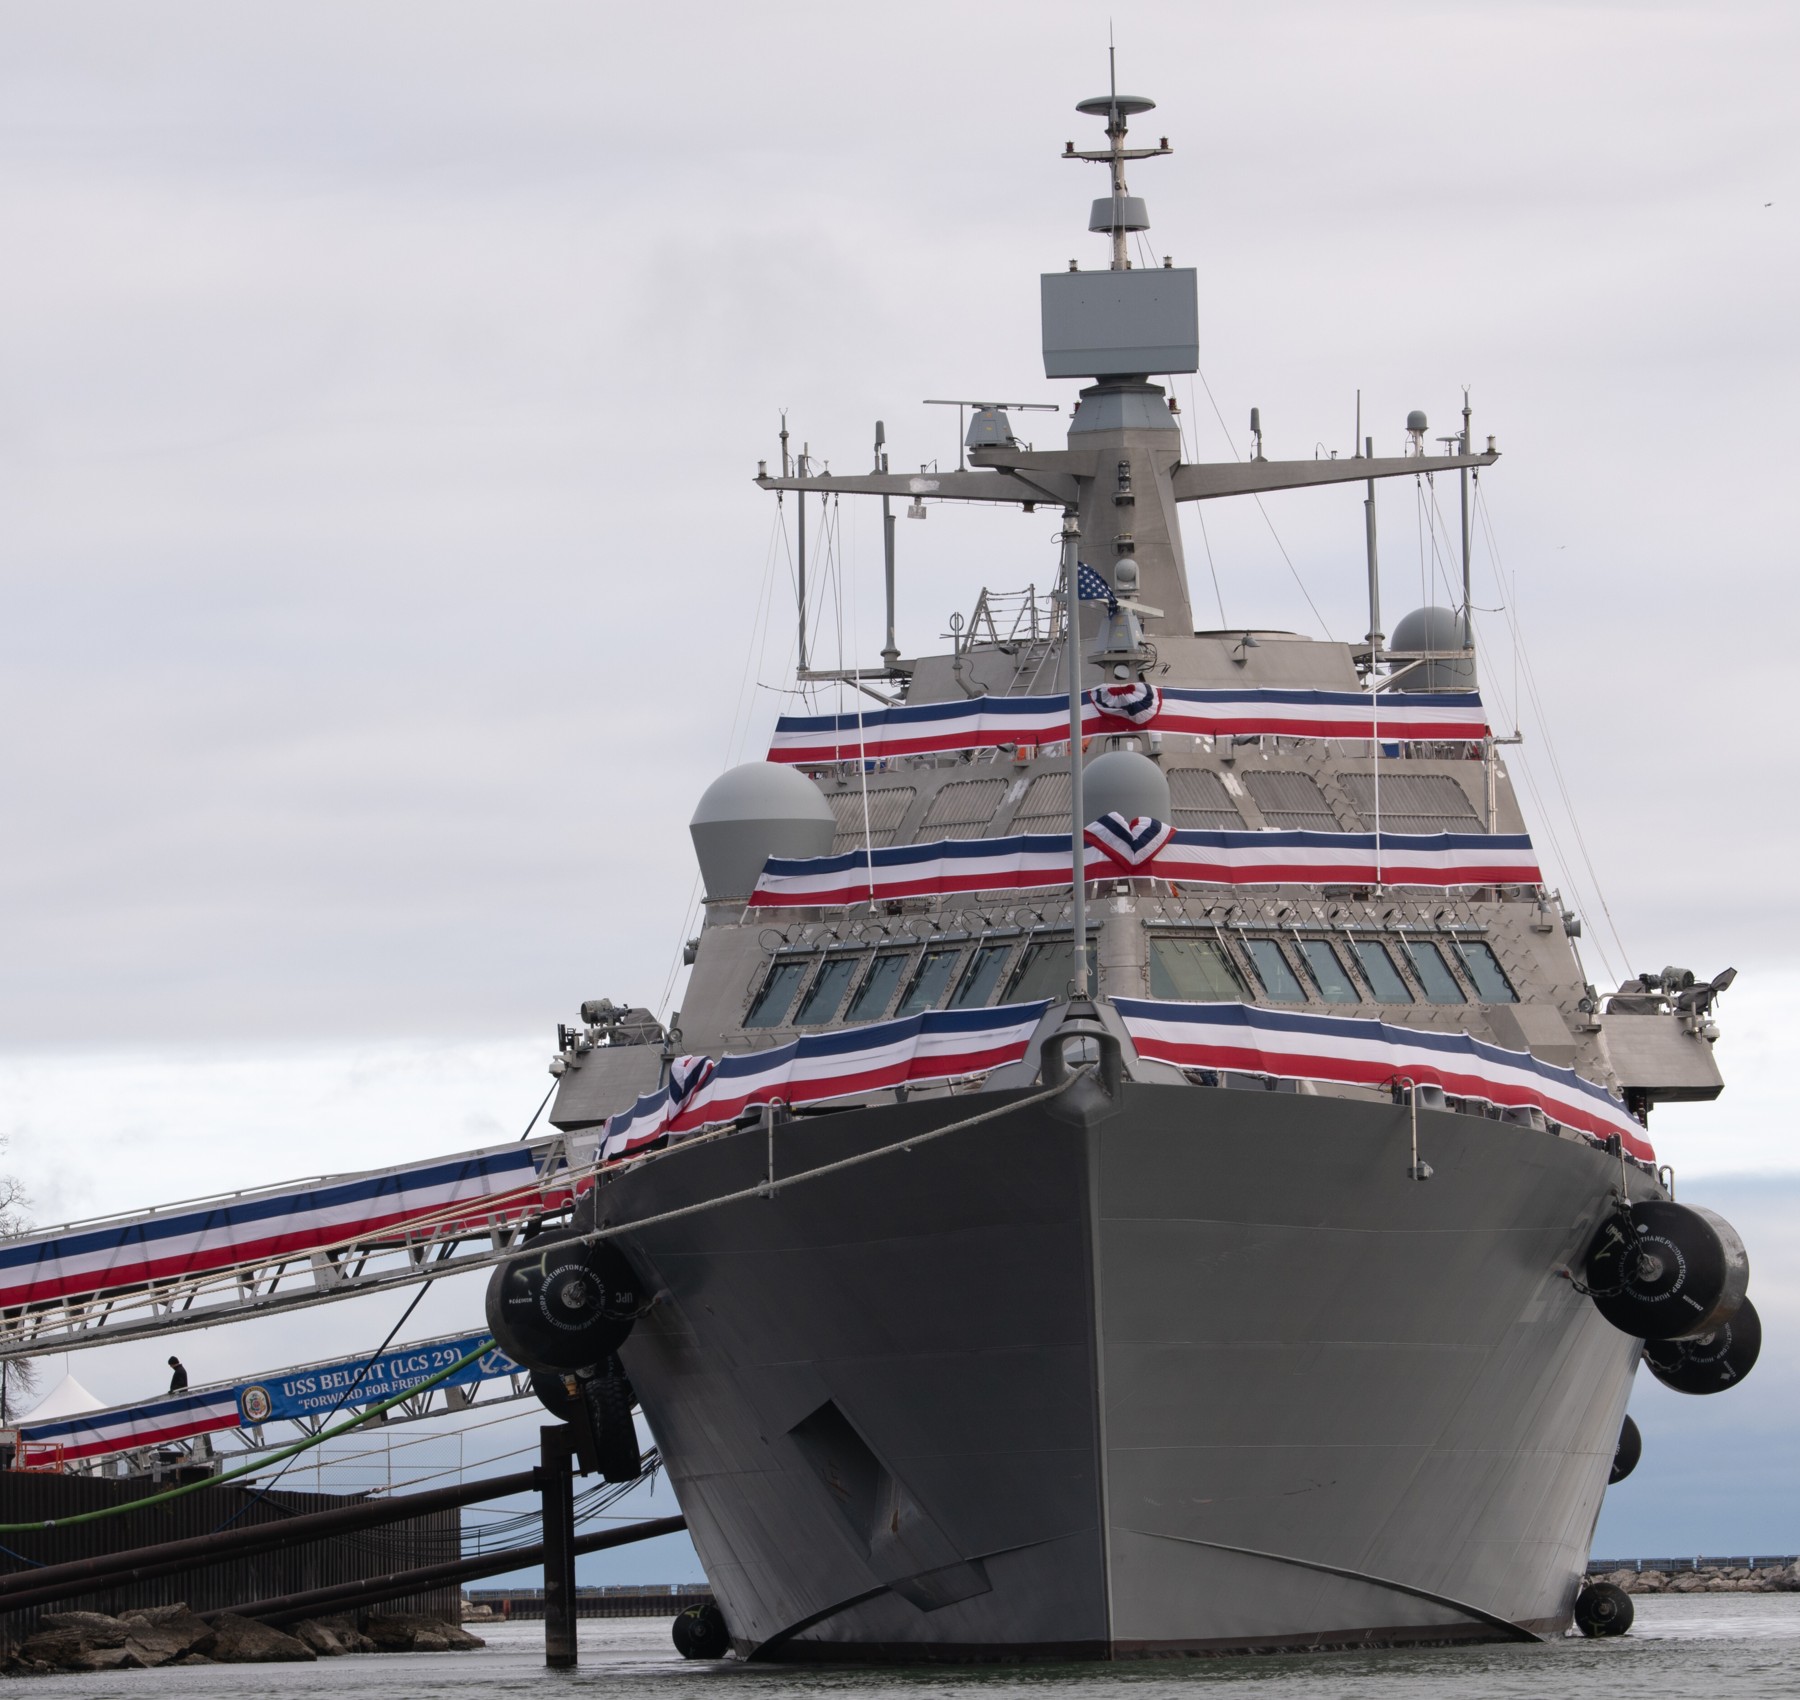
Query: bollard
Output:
[[541, 1425, 578, 1668]]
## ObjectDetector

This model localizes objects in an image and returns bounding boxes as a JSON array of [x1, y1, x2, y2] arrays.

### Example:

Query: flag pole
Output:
[[1062, 511, 1089, 999]]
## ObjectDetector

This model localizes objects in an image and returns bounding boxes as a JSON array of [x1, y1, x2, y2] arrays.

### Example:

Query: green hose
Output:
[[0, 1338, 498, 1533]]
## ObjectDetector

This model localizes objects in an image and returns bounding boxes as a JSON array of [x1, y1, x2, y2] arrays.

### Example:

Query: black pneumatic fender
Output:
[[1573, 1581, 1634, 1637], [585, 1354, 642, 1484], [530, 1368, 581, 1422], [1643, 1298, 1762, 1395], [1610, 1414, 1642, 1484], [672, 1600, 731, 1660], [1582, 1201, 1750, 1341], [485, 1239, 644, 1373]]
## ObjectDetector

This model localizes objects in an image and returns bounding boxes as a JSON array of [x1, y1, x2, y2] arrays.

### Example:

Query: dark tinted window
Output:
[[1149, 936, 1243, 1001], [1298, 939, 1359, 1004], [1405, 940, 1465, 1004], [846, 953, 909, 1022], [1243, 938, 1305, 1002], [1456, 939, 1517, 1003], [896, 947, 962, 1017], [1351, 939, 1413, 1003], [950, 944, 1013, 1009], [1006, 938, 1099, 1002], [746, 959, 808, 1028], [796, 956, 860, 1025]]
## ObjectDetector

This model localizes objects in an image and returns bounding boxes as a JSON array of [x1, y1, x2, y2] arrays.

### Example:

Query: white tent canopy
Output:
[[17, 1374, 105, 1424]]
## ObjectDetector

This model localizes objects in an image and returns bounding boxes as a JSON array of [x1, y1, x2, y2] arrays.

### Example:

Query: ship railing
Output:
[[0, 1138, 601, 1360]]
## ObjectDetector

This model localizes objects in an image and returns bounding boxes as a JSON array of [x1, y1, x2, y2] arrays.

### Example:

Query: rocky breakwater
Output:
[[4, 1605, 485, 1673], [1597, 1564, 1800, 1595]]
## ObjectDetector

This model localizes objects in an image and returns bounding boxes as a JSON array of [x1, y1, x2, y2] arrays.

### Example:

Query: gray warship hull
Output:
[[598, 1080, 1639, 1659]]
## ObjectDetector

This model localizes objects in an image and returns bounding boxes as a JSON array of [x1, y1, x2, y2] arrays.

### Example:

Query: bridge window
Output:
[[747, 959, 810, 1028], [1401, 939, 1465, 1004], [1148, 936, 1243, 1001], [1006, 937, 1099, 1003], [1453, 939, 1517, 1003], [1242, 938, 1306, 1003], [796, 956, 861, 1025], [896, 947, 963, 1017], [847, 952, 910, 1022], [1350, 939, 1414, 1003], [950, 943, 1014, 1008], [1297, 938, 1360, 1004]]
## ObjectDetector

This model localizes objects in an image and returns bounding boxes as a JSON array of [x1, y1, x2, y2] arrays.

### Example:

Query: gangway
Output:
[[14, 1330, 531, 1473], [0, 1132, 600, 1359]]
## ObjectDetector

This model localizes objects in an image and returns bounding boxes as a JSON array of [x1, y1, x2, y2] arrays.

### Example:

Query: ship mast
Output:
[[1065, 49, 1170, 274]]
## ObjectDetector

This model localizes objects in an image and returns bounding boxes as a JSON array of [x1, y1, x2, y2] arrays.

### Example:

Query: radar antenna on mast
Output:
[[1063, 46, 1172, 271]]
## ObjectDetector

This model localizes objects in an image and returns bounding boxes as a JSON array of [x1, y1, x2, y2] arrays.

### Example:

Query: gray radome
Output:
[[1390, 605, 1476, 691], [690, 763, 836, 899], [1082, 749, 1171, 825]]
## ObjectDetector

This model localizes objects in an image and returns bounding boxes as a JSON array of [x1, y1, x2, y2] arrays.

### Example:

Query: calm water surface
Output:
[[30, 1597, 1800, 1700]]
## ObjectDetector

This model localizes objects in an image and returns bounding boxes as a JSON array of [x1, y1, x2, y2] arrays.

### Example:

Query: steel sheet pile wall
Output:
[[0, 1471, 459, 1636]]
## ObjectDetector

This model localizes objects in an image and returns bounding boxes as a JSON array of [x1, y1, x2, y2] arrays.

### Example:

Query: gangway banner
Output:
[[16, 1332, 521, 1465], [236, 1332, 513, 1425]]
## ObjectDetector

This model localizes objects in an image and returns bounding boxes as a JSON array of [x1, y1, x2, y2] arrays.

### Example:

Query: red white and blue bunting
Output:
[[1112, 997, 1652, 1161], [749, 820, 1541, 907], [598, 1001, 1051, 1160], [18, 1386, 247, 1466], [0, 1144, 580, 1313], [767, 686, 1488, 763]]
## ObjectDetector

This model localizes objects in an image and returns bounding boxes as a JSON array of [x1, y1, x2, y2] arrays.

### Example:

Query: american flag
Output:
[[1075, 562, 1117, 609]]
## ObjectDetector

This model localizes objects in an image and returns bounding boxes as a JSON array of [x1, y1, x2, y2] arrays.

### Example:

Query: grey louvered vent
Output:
[[1341, 772, 1482, 833], [922, 779, 1009, 840], [1010, 772, 1072, 834], [1167, 768, 1245, 831], [1243, 770, 1342, 832], [828, 786, 916, 853]]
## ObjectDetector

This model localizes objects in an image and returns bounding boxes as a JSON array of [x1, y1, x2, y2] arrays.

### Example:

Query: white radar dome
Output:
[[1390, 605, 1476, 692], [689, 763, 836, 900], [1083, 749, 1171, 825]]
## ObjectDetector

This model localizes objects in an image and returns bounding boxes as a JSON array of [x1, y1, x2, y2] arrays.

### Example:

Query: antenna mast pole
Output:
[[796, 444, 809, 672], [877, 421, 898, 667], [1364, 435, 1383, 651], [1459, 390, 1473, 629], [1062, 511, 1089, 998], [1106, 46, 1128, 271]]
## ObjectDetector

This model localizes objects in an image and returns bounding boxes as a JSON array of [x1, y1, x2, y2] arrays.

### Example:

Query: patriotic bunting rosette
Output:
[[1087, 681, 1162, 726], [1084, 811, 1176, 869], [667, 1054, 716, 1110]]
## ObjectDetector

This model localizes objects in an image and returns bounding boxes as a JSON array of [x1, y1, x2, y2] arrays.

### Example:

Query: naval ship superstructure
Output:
[[503, 82, 1755, 1659]]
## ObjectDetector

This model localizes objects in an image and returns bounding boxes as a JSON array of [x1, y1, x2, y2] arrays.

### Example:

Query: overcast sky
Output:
[[1, 1, 1796, 1576]]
